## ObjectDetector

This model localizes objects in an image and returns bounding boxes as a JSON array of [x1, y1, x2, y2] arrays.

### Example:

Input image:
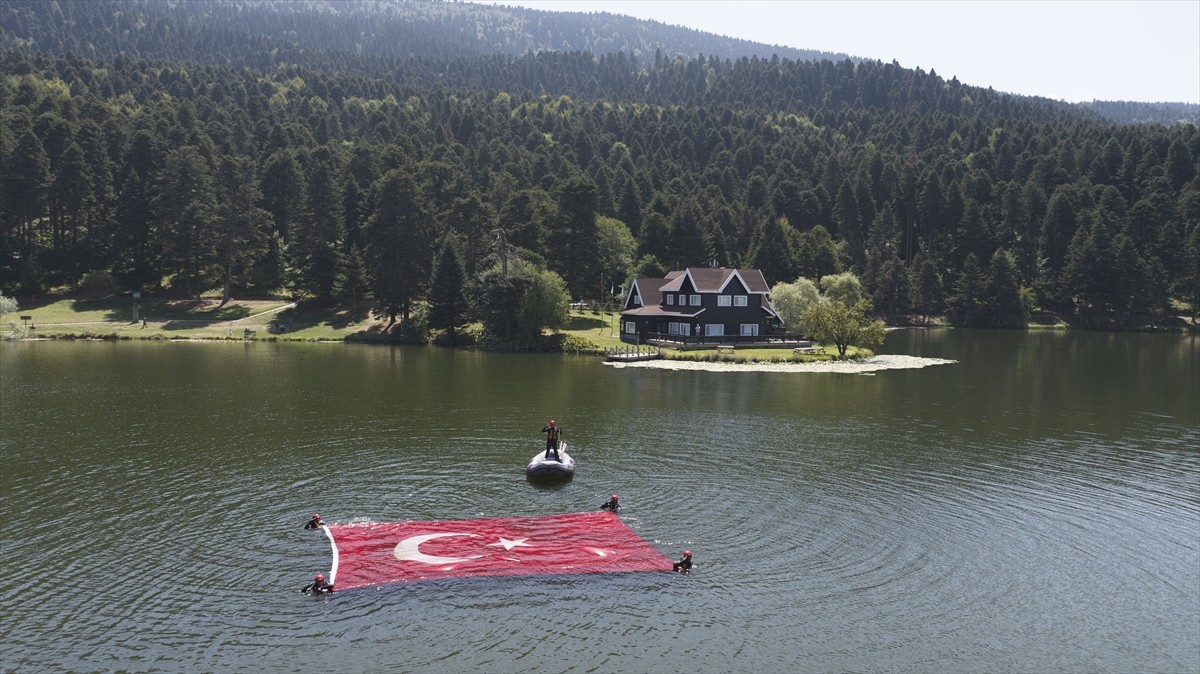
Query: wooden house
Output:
[[619, 267, 782, 343]]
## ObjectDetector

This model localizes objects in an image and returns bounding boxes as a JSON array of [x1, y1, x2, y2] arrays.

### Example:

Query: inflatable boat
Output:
[[526, 442, 575, 479]]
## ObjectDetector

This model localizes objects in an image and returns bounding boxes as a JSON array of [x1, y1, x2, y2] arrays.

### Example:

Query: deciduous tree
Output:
[[800, 298, 886, 358]]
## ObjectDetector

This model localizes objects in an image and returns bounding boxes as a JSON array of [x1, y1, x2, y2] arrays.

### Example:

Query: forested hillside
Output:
[[0, 0, 848, 67], [1081, 101, 1200, 127], [1, 0, 1197, 335]]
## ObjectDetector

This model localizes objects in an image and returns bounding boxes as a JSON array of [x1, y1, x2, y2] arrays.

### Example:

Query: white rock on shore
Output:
[[604, 354, 956, 375]]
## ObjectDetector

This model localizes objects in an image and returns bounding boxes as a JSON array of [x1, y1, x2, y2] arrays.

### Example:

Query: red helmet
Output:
[[312, 513, 320, 519], [611, 494, 618, 499], [315, 573, 324, 581], [683, 550, 692, 556]]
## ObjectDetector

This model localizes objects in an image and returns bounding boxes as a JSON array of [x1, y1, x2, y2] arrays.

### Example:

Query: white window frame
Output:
[[705, 324, 725, 336], [740, 323, 759, 336], [666, 294, 674, 305], [624, 321, 636, 333], [690, 294, 701, 306], [717, 295, 732, 306], [669, 322, 691, 336], [734, 295, 748, 306]]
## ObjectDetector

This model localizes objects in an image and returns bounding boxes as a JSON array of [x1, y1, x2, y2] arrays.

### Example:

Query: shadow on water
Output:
[[525, 474, 574, 490]]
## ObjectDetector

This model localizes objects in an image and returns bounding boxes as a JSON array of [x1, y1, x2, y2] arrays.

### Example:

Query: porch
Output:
[[624, 332, 811, 351]]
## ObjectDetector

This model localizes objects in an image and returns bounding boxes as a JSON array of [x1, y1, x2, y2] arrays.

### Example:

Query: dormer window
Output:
[[666, 295, 674, 305], [718, 295, 732, 306], [690, 295, 701, 306], [734, 295, 748, 306]]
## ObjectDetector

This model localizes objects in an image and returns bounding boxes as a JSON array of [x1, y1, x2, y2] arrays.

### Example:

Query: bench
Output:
[[716, 345, 734, 352], [794, 346, 820, 354], [243, 328, 257, 338]]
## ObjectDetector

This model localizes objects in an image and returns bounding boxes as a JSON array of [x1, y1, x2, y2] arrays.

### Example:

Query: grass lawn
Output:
[[6, 296, 373, 341], [6, 300, 860, 359], [559, 309, 627, 349]]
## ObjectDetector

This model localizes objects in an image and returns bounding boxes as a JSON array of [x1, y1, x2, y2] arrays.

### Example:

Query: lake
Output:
[[2, 330, 1197, 673]]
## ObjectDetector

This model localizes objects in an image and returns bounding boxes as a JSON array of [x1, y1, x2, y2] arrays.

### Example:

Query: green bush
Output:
[[559, 334, 601, 354]]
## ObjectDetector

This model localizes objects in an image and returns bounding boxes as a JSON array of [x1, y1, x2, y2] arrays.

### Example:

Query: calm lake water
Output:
[[2, 330, 1197, 673]]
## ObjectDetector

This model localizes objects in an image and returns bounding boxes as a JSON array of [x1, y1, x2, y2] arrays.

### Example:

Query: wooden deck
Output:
[[605, 346, 663, 362]]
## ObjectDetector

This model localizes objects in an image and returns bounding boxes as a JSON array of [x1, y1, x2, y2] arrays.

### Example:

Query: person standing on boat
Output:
[[304, 513, 325, 529], [600, 494, 620, 512], [542, 420, 563, 461], [673, 550, 693, 574], [302, 573, 334, 594]]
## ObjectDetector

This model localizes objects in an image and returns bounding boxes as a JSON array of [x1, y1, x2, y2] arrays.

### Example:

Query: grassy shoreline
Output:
[[4, 296, 1195, 359]]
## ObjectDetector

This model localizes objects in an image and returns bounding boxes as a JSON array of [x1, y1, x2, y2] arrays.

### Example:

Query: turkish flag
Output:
[[324, 511, 673, 589]]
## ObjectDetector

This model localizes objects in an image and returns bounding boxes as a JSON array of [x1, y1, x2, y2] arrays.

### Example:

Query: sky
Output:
[[479, 0, 1200, 104]]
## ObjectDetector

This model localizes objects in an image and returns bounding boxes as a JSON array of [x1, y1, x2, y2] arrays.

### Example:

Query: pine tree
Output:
[[332, 244, 371, 313], [153, 146, 219, 299], [984, 248, 1027, 327], [363, 168, 433, 324], [427, 236, 469, 339], [546, 175, 600, 298], [214, 156, 270, 304], [948, 253, 986, 327], [908, 254, 944, 325]]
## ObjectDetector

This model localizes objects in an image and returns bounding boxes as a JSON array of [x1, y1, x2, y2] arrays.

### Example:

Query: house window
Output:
[[705, 324, 725, 336], [734, 295, 748, 306], [690, 294, 701, 306], [669, 322, 691, 336], [624, 321, 636, 333], [740, 324, 759, 336], [717, 295, 732, 306], [666, 294, 674, 305]]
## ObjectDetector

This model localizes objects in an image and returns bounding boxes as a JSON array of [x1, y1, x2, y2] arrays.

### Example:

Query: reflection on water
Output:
[[1, 331, 1197, 672]]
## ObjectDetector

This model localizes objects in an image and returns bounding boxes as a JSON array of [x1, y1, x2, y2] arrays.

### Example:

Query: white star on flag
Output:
[[489, 536, 533, 551]]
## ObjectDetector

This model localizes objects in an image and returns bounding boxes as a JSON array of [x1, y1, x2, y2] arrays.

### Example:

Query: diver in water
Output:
[[302, 573, 334, 594], [542, 420, 562, 461], [673, 550, 693, 574], [600, 494, 620, 512], [304, 513, 325, 529]]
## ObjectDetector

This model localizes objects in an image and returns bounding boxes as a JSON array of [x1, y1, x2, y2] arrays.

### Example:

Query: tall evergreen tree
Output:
[[546, 175, 600, 298], [752, 217, 798, 285], [909, 254, 944, 325], [835, 179, 864, 268], [214, 155, 270, 304], [1182, 222, 1200, 322], [2, 129, 50, 267], [290, 150, 345, 302], [332, 243, 371, 313], [872, 254, 908, 317], [668, 199, 714, 267], [948, 252, 987, 327], [363, 168, 433, 324], [984, 248, 1027, 327], [427, 235, 469, 339], [153, 146, 219, 299]]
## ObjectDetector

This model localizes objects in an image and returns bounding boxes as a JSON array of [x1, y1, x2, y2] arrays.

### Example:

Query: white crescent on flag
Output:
[[325, 512, 673, 589], [394, 532, 484, 564]]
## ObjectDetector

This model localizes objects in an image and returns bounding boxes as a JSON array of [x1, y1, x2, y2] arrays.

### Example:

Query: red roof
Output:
[[623, 267, 775, 317]]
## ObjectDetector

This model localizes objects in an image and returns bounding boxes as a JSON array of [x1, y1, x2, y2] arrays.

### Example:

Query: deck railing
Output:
[[638, 332, 806, 346]]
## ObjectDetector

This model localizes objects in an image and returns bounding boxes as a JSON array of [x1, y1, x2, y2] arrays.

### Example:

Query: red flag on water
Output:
[[324, 511, 671, 589]]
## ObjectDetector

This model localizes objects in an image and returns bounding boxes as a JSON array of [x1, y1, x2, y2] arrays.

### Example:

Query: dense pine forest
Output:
[[1, 0, 1197, 334]]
